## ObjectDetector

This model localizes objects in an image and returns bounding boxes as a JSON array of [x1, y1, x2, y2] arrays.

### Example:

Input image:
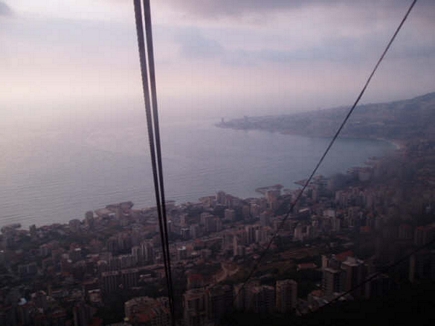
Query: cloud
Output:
[[0, 1, 12, 16], [165, 0, 310, 17], [172, 22, 392, 68], [1, 0, 434, 116], [161, 0, 397, 19], [160, 0, 424, 19], [176, 28, 224, 59]]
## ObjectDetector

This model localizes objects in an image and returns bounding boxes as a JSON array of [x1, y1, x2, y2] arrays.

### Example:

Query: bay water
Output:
[[0, 106, 394, 228]]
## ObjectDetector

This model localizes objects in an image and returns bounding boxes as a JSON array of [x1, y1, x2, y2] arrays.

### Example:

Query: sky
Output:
[[1, 0, 435, 121]]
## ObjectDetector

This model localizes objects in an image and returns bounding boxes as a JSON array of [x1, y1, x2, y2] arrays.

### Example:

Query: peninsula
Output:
[[216, 92, 435, 142]]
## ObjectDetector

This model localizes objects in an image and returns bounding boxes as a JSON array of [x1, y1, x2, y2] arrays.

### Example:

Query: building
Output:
[[183, 289, 206, 326], [398, 224, 413, 240], [200, 213, 215, 233], [206, 285, 233, 323], [125, 297, 170, 326], [340, 257, 366, 298], [140, 240, 154, 264], [321, 253, 366, 298], [233, 279, 260, 312], [120, 268, 139, 289], [409, 249, 435, 282], [233, 283, 246, 311], [322, 268, 341, 296], [177, 246, 188, 261], [73, 301, 95, 326], [245, 225, 258, 245], [276, 279, 298, 313], [216, 191, 226, 206], [187, 274, 204, 290], [247, 285, 275, 314], [190, 224, 200, 239], [101, 271, 120, 293], [414, 225, 435, 246], [364, 273, 392, 299], [224, 209, 235, 222], [293, 224, 308, 242]]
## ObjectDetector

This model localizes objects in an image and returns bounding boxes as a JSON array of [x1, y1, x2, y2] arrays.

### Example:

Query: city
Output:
[[1, 1, 435, 325], [1, 136, 435, 325]]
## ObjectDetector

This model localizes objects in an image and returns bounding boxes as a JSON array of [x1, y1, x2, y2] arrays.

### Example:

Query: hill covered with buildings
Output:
[[217, 92, 435, 141], [2, 93, 435, 325]]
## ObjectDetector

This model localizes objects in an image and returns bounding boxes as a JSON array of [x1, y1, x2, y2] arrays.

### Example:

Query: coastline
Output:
[[283, 129, 404, 152], [374, 137, 404, 151], [1, 121, 400, 230], [219, 123, 405, 152], [218, 124, 404, 188]]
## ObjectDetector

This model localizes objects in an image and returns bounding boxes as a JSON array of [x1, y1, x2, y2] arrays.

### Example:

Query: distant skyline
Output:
[[1, 0, 435, 121]]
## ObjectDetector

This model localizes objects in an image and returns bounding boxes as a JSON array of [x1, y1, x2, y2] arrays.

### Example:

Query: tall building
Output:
[[247, 285, 275, 314], [206, 285, 233, 323], [183, 289, 207, 326], [409, 249, 434, 282], [414, 225, 435, 246], [322, 268, 341, 296], [322, 253, 366, 298], [187, 274, 204, 290], [221, 233, 234, 251], [120, 268, 139, 289], [340, 257, 366, 298], [259, 211, 270, 227], [364, 273, 392, 299], [190, 224, 200, 239], [215, 217, 223, 232], [73, 301, 95, 326], [233, 232, 245, 257], [276, 279, 298, 313], [233, 280, 260, 311], [233, 283, 245, 311], [245, 225, 257, 245], [200, 213, 215, 233], [140, 240, 154, 264], [265, 189, 280, 208], [100, 271, 119, 293], [224, 209, 235, 222], [216, 191, 226, 206], [177, 246, 188, 261], [398, 224, 413, 240]]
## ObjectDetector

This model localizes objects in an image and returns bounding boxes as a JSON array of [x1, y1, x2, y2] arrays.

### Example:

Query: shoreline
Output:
[[374, 137, 404, 151], [280, 129, 405, 151], [3, 125, 403, 230], [218, 123, 405, 152]]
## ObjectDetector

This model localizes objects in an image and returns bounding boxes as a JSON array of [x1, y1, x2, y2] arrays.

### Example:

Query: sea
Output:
[[0, 104, 395, 229]]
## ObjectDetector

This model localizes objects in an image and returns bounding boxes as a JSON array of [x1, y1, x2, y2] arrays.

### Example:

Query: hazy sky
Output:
[[1, 0, 435, 120]]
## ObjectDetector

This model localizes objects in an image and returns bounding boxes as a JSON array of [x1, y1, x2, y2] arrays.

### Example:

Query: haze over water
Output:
[[1, 0, 433, 230], [0, 103, 395, 229]]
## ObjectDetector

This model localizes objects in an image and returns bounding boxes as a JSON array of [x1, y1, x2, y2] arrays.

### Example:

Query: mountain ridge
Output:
[[217, 92, 435, 141]]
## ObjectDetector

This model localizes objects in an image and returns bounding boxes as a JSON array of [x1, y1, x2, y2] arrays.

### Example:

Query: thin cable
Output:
[[233, 0, 418, 304], [142, 0, 176, 322], [133, 0, 175, 324], [134, 0, 167, 296]]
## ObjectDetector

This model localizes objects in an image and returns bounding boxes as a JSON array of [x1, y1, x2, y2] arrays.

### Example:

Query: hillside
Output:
[[217, 92, 435, 141]]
